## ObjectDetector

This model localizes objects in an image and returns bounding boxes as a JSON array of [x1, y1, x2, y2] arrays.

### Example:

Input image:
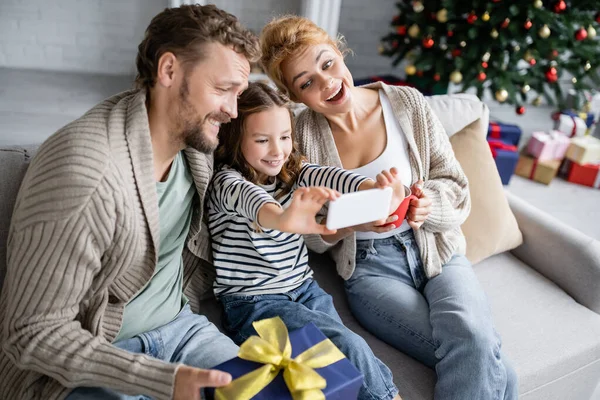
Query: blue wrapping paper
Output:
[[489, 139, 519, 185], [488, 122, 522, 146], [205, 323, 364, 400]]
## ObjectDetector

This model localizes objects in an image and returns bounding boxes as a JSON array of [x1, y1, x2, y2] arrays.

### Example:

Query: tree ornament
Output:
[[482, 12, 490, 22], [523, 51, 534, 62], [585, 61, 592, 71], [477, 72, 487, 81], [539, 24, 551, 38], [588, 26, 597, 39], [436, 9, 448, 23], [490, 29, 499, 38], [433, 73, 441, 81], [553, 0, 566, 13], [405, 65, 417, 75], [514, 45, 521, 52], [572, 77, 578, 84], [396, 25, 407, 35], [422, 36, 435, 48], [575, 27, 588, 41], [408, 24, 420, 38], [440, 43, 448, 50], [596, 12, 600, 24], [516, 105, 526, 115], [459, 41, 467, 47], [452, 49, 462, 57], [467, 12, 478, 24], [378, 44, 385, 54], [529, 58, 537, 66], [501, 18, 510, 29], [482, 52, 491, 62], [495, 89, 509, 102], [522, 84, 531, 93], [447, 30, 454, 37], [524, 19, 533, 30], [392, 40, 399, 48], [533, 96, 542, 106], [482, 62, 489, 69], [550, 49, 559, 59], [545, 67, 558, 83], [413, 1, 424, 13], [450, 70, 463, 83], [534, 0, 543, 8], [417, 70, 424, 77]]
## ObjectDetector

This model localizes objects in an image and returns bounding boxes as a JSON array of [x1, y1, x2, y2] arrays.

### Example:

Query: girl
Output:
[[207, 82, 403, 400]]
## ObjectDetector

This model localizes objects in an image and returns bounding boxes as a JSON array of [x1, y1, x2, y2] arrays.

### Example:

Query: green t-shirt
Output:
[[115, 152, 195, 342]]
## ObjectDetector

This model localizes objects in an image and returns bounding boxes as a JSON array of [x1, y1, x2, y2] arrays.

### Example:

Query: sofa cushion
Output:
[[450, 119, 523, 264], [0, 146, 38, 293], [425, 93, 490, 138]]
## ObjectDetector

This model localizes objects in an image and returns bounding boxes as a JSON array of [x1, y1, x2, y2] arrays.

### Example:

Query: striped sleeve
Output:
[[296, 163, 370, 194], [3, 160, 177, 399], [208, 169, 280, 223]]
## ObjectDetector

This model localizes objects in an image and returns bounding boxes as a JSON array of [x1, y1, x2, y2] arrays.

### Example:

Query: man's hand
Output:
[[374, 168, 405, 214], [173, 365, 232, 400], [407, 180, 432, 230]]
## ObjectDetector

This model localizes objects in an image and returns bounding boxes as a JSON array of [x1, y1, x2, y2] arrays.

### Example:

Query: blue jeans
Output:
[[65, 304, 238, 400], [345, 230, 518, 400], [220, 279, 398, 400]]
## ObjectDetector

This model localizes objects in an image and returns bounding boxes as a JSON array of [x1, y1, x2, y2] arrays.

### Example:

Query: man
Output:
[[0, 5, 259, 400]]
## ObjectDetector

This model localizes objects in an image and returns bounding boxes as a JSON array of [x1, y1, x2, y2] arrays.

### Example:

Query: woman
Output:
[[260, 16, 518, 400]]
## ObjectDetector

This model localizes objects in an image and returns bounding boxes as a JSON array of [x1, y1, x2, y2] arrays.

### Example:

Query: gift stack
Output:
[[560, 136, 600, 189], [206, 317, 364, 400], [552, 110, 594, 138], [487, 122, 521, 185], [515, 131, 570, 185]]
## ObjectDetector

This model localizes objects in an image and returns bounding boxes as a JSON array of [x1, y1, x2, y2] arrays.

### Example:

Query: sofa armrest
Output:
[[506, 191, 600, 315]]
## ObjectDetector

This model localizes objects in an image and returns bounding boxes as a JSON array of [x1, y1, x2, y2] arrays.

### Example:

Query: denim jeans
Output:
[[65, 304, 238, 400], [220, 279, 398, 400], [344, 230, 518, 400]]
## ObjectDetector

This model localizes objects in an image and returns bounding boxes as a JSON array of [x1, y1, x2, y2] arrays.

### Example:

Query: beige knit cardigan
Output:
[[296, 83, 471, 279], [0, 90, 215, 400]]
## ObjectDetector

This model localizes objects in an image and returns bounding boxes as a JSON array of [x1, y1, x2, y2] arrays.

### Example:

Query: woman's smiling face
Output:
[[281, 44, 354, 114]]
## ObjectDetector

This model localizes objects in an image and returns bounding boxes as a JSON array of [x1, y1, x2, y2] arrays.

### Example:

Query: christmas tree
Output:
[[380, 1, 600, 114]]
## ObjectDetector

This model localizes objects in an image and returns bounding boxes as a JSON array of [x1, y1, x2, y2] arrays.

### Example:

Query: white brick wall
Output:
[[0, 0, 165, 75]]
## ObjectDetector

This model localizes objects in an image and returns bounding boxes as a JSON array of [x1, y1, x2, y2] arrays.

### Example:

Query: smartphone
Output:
[[326, 187, 392, 230]]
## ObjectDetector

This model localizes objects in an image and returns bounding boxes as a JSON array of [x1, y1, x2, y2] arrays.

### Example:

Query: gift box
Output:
[[564, 159, 600, 189], [526, 131, 571, 161], [515, 153, 561, 185], [561, 109, 595, 128], [488, 139, 519, 185], [488, 122, 522, 146], [206, 317, 363, 400], [565, 136, 600, 165], [553, 113, 588, 138]]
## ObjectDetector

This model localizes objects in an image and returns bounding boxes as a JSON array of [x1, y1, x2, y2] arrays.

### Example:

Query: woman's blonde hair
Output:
[[260, 15, 348, 99], [215, 82, 305, 198]]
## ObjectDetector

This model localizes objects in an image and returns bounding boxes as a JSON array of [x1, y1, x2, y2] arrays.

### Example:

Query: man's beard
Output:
[[176, 77, 230, 154]]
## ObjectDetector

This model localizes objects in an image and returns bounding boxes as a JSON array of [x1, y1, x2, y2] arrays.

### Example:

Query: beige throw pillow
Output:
[[450, 118, 523, 264]]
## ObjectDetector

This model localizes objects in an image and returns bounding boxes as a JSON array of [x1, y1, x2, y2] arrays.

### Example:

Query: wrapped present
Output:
[[526, 131, 571, 161], [206, 317, 363, 400], [560, 109, 596, 129], [488, 139, 519, 185], [565, 159, 600, 189], [515, 153, 561, 185], [553, 113, 587, 138], [565, 136, 600, 165], [488, 122, 522, 146]]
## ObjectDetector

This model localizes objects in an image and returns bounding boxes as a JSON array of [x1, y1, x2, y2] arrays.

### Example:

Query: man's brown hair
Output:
[[215, 82, 305, 199], [135, 4, 260, 91]]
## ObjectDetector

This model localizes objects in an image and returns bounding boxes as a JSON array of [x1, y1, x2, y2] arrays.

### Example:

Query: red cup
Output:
[[386, 187, 418, 228]]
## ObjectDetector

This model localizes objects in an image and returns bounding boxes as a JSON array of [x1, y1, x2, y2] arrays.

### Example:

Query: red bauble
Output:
[[477, 72, 487, 81], [529, 58, 537, 66], [501, 18, 510, 28], [516, 105, 526, 115], [481, 62, 489, 69], [433, 73, 441, 81], [524, 20, 533, 30], [393, 15, 400, 23], [467, 13, 478, 24], [550, 49, 559, 59], [392, 40, 399, 48], [545, 67, 558, 83], [575, 27, 588, 41], [554, 0, 567, 13], [417, 70, 424, 77], [596, 12, 600, 24], [452, 49, 462, 57], [447, 30, 455, 37], [422, 37, 435, 48], [396, 25, 407, 35]]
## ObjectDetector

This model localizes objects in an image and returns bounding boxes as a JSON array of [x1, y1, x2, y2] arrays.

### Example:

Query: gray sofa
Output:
[[2, 94, 600, 400]]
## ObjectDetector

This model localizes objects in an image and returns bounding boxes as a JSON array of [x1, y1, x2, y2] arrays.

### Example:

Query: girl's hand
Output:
[[374, 168, 405, 214], [407, 180, 431, 230], [278, 187, 340, 235]]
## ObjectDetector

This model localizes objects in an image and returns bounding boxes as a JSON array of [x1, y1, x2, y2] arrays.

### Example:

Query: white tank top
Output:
[[352, 90, 413, 240]]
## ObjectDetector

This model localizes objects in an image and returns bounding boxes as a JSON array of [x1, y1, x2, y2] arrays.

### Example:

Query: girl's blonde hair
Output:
[[215, 82, 305, 197], [260, 15, 348, 100]]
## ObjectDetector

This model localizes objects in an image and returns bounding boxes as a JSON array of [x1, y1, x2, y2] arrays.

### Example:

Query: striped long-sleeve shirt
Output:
[[207, 163, 369, 297]]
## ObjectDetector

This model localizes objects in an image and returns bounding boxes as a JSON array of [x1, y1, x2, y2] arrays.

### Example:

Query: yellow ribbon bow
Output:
[[214, 317, 346, 400]]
